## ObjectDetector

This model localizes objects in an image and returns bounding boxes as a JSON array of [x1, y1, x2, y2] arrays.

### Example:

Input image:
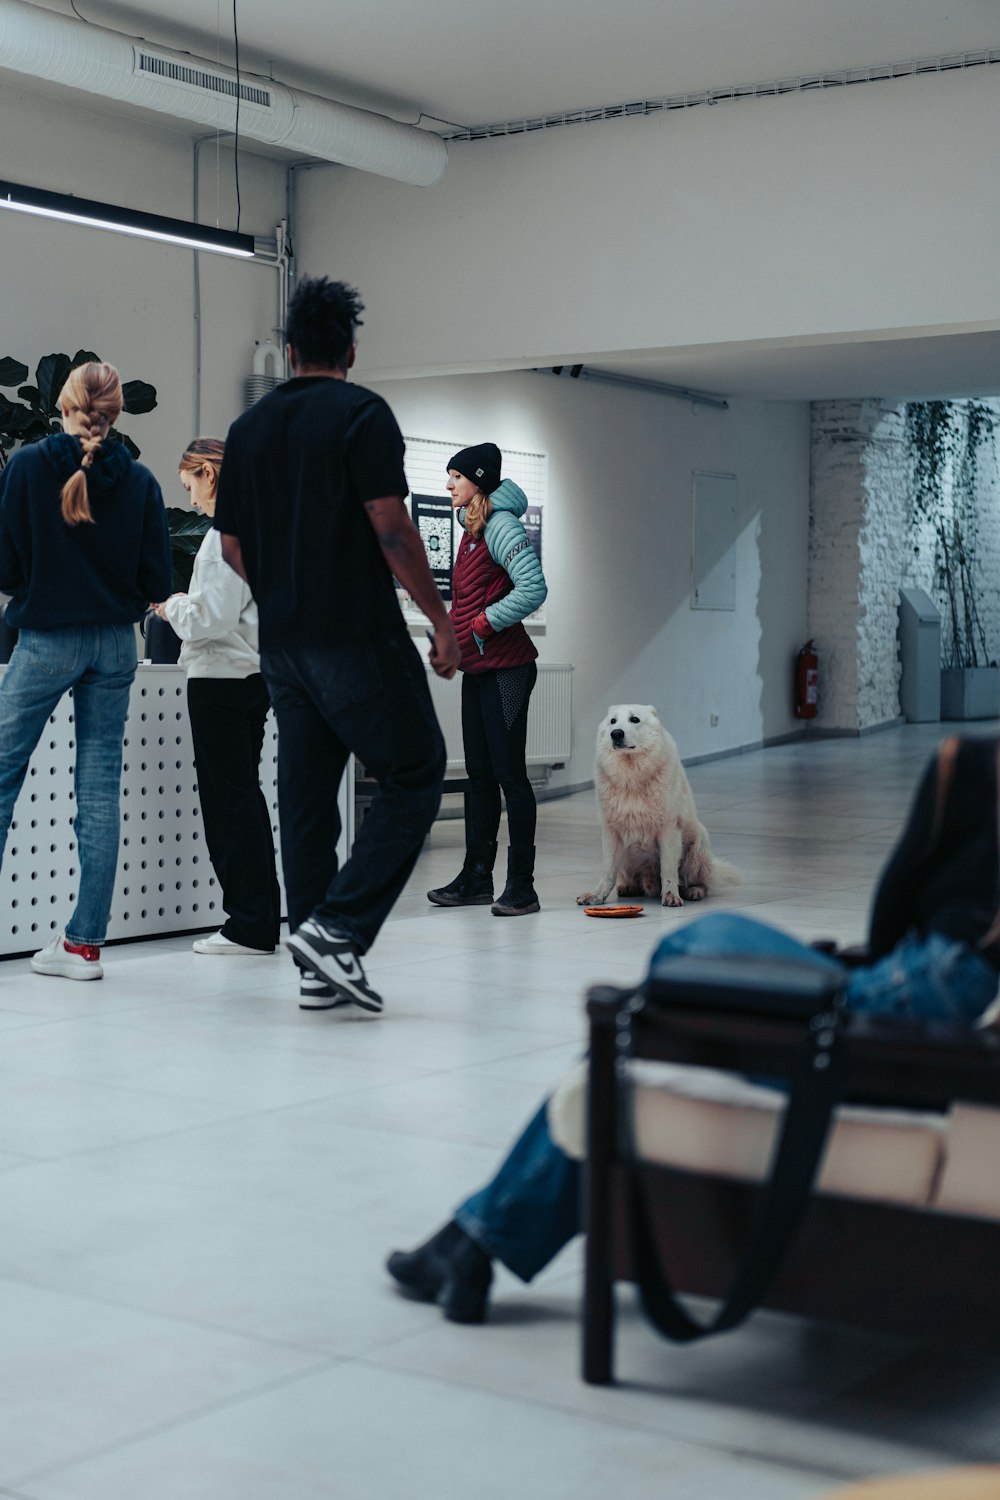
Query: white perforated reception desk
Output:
[[0, 664, 353, 959]]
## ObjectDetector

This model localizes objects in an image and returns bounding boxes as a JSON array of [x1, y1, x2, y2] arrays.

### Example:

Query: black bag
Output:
[[617, 951, 848, 1342]]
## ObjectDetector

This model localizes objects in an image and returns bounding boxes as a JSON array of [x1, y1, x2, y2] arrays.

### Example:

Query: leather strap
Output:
[[616, 986, 846, 1343]]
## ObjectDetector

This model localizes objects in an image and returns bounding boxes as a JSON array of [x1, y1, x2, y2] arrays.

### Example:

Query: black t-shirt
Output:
[[214, 375, 408, 648]]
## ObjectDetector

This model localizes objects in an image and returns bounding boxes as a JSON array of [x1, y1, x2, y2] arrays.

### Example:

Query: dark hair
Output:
[[285, 277, 365, 371]]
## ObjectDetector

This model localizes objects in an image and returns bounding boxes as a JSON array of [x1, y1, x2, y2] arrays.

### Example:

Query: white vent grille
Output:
[[137, 51, 272, 109], [0, 0, 447, 185]]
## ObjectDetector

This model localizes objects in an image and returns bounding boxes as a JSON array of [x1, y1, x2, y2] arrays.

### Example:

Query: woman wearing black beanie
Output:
[[427, 443, 548, 916]]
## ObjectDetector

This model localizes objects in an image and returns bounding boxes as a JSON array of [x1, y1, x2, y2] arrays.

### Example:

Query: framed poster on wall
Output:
[[410, 493, 454, 600], [397, 437, 548, 625]]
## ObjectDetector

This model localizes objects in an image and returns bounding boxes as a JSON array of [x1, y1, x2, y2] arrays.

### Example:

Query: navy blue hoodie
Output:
[[0, 434, 171, 629]]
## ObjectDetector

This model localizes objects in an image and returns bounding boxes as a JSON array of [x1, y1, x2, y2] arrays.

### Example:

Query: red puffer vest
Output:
[[450, 531, 538, 674]]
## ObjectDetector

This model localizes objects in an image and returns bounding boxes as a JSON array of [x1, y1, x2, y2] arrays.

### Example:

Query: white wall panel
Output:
[[299, 69, 1000, 381]]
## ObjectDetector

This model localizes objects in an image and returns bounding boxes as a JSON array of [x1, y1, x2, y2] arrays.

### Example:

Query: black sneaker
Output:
[[298, 971, 351, 1011], [286, 919, 383, 1013]]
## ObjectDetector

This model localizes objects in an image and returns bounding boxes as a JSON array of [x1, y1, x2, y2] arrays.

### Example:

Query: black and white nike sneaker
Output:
[[298, 971, 350, 1011], [287, 919, 383, 1013]]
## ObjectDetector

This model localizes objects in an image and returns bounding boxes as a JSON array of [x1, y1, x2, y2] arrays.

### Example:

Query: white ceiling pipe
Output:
[[0, 0, 447, 187]]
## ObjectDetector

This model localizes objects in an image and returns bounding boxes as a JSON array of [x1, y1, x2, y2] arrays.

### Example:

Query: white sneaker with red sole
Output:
[[31, 931, 103, 981]]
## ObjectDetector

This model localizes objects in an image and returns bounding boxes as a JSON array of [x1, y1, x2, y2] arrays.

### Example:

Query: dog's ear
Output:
[[648, 706, 659, 719]]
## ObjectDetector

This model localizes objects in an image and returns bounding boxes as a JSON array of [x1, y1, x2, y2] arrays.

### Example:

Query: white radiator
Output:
[[426, 662, 573, 772]]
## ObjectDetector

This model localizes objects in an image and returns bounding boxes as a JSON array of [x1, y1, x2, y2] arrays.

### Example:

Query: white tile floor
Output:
[[0, 721, 997, 1498]]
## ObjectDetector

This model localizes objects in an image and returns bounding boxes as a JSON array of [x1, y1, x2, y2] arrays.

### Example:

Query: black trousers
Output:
[[261, 628, 445, 953], [187, 674, 281, 950], [461, 662, 537, 848]]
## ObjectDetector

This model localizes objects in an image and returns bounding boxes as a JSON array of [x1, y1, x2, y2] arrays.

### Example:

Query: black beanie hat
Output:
[[447, 442, 502, 495]]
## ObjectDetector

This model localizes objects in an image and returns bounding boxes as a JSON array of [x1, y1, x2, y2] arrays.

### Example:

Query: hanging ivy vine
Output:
[[904, 399, 997, 670]]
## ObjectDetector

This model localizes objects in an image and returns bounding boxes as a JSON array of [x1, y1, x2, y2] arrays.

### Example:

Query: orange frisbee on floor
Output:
[[583, 905, 644, 918]]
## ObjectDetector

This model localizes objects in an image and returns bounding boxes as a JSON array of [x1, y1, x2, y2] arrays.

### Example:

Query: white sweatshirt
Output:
[[162, 527, 260, 679]]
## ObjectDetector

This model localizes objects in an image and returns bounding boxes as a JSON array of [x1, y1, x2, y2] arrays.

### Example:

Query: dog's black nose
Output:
[[610, 727, 625, 745]]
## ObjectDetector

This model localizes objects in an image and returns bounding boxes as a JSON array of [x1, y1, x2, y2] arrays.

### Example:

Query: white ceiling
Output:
[[23, 0, 1000, 399], [46, 0, 1000, 127], [582, 329, 1000, 403]]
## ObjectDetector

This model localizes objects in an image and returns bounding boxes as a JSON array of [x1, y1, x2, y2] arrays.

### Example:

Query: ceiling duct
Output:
[[0, 0, 447, 187]]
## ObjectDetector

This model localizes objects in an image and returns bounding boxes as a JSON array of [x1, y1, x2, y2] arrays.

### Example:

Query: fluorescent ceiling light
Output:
[[0, 179, 254, 258]]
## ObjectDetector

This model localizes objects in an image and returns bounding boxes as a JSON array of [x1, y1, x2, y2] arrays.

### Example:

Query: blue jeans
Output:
[[455, 912, 999, 1281], [0, 624, 137, 946], [261, 627, 446, 953]]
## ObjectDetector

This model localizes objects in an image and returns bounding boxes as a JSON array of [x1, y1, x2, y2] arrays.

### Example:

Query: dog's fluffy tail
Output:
[[709, 857, 742, 893]]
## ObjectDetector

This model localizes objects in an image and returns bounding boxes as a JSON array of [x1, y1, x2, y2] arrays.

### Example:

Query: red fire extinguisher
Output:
[[794, 640, 819, 719]]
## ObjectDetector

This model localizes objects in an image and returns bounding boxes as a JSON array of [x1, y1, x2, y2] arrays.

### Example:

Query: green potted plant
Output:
[[905, 400, 999, 720], [0, 350, 156, 465], [0, 350, 160, 662]]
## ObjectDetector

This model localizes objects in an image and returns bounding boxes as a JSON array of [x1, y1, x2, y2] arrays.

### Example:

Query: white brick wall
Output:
[[900, 400, 1000, 671], [809, 398, 1000, 732]]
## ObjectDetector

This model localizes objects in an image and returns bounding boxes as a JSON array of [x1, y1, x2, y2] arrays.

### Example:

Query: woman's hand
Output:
[[472, 611, 495, 640], [149, 596, 182, 618]]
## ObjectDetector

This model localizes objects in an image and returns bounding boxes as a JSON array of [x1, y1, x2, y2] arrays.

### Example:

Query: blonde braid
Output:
[[78, 410, 103, 471], [58, 362, 123, 527], [61, 409, 98, 526]]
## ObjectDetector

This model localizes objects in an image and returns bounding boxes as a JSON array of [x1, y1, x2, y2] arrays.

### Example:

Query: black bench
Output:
[[582, 969, 1000, 1383], [354, 770, 471, 826]]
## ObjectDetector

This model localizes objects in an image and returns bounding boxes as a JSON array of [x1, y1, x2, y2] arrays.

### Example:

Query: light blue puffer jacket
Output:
[[466, 479, 548, 631]]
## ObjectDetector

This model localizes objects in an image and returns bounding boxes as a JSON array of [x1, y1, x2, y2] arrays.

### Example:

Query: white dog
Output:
[[576, 704, 740, 908]]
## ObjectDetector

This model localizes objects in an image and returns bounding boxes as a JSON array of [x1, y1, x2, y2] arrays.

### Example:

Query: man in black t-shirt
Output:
[[215, 277, 459, 1014]]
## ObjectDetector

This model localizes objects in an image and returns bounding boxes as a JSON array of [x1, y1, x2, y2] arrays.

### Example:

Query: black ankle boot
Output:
[[427, 840, 498, 907], [492, 845, 540, 916], [386, 1219, 493, 1323]]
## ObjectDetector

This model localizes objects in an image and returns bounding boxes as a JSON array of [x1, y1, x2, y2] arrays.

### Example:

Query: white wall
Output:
[[810, 402, 911, 731], [0, 74, 811, 780], [298, 68, 1000, 378], [370, 369, 810, 784], [0, 78, 287, 495]]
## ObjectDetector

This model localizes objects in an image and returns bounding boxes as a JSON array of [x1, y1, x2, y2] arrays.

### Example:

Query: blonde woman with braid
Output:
[[0, 362, 171, 979], [150, 438, 279, 956]]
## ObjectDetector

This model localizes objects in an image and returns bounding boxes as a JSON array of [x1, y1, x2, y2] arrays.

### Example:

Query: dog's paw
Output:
[[681, 884, 707, 902], [661, 889, 684, 908], [577, 892, 600, 906]]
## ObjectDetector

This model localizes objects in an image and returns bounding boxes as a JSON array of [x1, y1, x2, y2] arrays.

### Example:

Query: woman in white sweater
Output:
[[151, 438, 280, 955]]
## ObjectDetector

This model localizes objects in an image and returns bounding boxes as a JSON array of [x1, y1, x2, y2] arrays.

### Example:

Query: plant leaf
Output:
[[17, 385, 41, 406], [70, 349, 101, 368], [165, 507, 212, 590], [121, 379, 157, 415], [116, 430, 141, 460], [0, 357, 29, 388], [165, 506, 212, 544], [35, 353, 72, 416], [0, 396, 33, 432]]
